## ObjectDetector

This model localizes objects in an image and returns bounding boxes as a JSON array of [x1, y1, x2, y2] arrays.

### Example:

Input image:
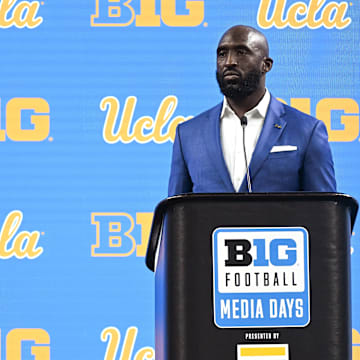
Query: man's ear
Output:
[[262, 57, 273, 73]]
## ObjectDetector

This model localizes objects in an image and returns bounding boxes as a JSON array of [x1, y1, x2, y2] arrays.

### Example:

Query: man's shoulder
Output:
[[283, 102, 317, 122], [271, 96, 323, 130]]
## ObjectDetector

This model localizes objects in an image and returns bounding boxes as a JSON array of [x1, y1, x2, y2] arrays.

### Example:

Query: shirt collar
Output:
[[220, 89, 271, 120]]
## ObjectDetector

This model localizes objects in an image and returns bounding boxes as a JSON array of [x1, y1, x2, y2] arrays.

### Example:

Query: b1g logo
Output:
[[91, 0, 204, 27], [2, 328, 50, 359], [91, 212, 153, 257], [0, 98, 50, 142], [213, 227, 310, 328]]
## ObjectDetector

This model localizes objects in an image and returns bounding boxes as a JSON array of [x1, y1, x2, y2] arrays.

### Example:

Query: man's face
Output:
[[216, 28, 265, 99]]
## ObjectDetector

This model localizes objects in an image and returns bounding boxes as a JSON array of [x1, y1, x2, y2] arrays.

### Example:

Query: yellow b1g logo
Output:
[[4, 328, 50, 359], [91, 212, 153, 257], [91, 0, 204, 27], [0, 98, 50, 142]]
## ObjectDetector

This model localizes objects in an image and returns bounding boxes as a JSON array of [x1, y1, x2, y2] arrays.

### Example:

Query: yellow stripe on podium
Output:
[[241, 347, 286, 356], [237, 344, 289, 360]]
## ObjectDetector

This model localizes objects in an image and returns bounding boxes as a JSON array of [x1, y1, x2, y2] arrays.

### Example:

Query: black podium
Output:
[[146, 193, 358, 360]]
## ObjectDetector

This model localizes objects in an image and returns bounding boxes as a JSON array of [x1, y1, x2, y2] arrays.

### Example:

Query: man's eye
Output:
[[237, 49, 247, 55], [218, 51, 226, 57]]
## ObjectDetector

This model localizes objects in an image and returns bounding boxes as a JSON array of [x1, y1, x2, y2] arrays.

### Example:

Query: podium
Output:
[[146, 193, 358, 360]]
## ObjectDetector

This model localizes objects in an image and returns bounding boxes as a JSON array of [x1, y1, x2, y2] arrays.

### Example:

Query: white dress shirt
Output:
[[220, 89, 271, 191]]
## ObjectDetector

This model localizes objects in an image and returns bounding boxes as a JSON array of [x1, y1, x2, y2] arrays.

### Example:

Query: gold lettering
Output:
[[102, 96, 191, 144], [119, 327, 137, 360], [6, 98, 50, 141], [257, 0, 287, 29], [353, 329, 360, 360], [13, 232, 31, 258], [257, 0, 351, 29], [153, 96, 187, 142], [0, 210, 21, 258], [322, 2, 351, 29], [287, 2, 307, 28], [162, 0, 204, 27], [134, 348, 155, 360], [102, 96, 135, 143], [306, 0, 325, 28], [13, 2, 27, 27], [31, 346, 51, 360], [0, 0, 17, 27], [101, 326, 155, 360], [22, 1, 42, 28], [136, 212, 153, 257], [0, 0, 43, 29], [0, 210, 43, 259], [14, 231, 42, 258], [316, 98, 359, 142], [136, 0, 160, 26], [7, 329, 50, 360], [102, 327, 120, 360], [133, 116, 154, 142]]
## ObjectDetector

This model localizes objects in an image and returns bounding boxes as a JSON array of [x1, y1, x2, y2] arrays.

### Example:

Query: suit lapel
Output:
[[239, 96, 287, 192], [204, 103, 235, 192]]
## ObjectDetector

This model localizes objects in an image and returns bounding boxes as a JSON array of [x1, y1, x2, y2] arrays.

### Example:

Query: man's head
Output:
[[216, 25, 273, 100]]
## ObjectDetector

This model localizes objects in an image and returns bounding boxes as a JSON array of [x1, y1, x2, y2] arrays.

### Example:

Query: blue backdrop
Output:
[[0, 0, 358, 358]]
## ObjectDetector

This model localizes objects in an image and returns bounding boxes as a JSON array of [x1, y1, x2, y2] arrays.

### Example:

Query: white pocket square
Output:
[[270, 145, 297, 153]]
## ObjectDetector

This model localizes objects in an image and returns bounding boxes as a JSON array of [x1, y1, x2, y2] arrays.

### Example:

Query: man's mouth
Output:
[[223, 71, 241, 79]]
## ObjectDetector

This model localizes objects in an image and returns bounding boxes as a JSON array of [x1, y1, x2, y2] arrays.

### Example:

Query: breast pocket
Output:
[[267, 150, 298, 159]]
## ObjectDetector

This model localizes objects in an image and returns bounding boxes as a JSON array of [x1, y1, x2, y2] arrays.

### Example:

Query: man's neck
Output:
[[227, 87, 266, 119]]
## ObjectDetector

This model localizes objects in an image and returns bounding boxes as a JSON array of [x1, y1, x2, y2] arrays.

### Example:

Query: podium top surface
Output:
[[146, 193, 358, 271], [161, 192, 357, 226], [166, 192, 357, 204]]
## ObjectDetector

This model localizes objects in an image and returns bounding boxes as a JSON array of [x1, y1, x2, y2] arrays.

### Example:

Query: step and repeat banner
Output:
[[0, 0, 359, 358]]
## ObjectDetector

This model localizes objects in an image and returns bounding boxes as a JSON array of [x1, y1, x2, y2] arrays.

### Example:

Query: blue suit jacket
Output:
[[168, 95, 336, 196]]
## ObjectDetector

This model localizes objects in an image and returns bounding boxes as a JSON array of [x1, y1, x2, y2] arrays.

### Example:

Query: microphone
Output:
[[240, 115, 252, 193]]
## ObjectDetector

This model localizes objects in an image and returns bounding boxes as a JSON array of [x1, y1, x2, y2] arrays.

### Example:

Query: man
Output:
[[168, 25, 336, 196]]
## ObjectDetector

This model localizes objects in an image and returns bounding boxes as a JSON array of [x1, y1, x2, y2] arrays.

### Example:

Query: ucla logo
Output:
[[101, 96, 191, 144], [101, 326, 154, 360], [257, 0, 352, 29], [0, 0, 43, 29], [213, 227, 310, 328], [0, 98, 50, 142], [91, 212, 153, 257], [0, 210, 43, 259], [91, 0, 204, 27], [2, 328, 50, 359]]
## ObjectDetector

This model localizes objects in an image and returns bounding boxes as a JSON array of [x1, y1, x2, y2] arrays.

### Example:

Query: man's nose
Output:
[[225, 51, 237, 66]]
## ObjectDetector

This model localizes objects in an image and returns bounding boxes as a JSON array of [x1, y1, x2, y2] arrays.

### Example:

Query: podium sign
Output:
[[213, 227, 310, 328]]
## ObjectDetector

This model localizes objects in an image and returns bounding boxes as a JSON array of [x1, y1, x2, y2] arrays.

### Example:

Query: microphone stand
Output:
[[240, 116, 252, 193]]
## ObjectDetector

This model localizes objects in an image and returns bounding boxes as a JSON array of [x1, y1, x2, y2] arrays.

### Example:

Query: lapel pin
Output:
[[274, 124, 282, 129]]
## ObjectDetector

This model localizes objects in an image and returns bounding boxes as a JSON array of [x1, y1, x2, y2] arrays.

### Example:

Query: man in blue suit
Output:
[[168, 25, 336, 196]]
